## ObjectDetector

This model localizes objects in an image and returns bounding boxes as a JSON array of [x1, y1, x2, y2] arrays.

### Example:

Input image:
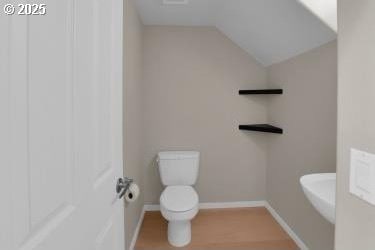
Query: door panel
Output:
[[93, 0, 114, 187], [1, 0, 124, 249], [28, 0, 74, 229], [95, 219, 116, 250], [0, 1, 12, 248]]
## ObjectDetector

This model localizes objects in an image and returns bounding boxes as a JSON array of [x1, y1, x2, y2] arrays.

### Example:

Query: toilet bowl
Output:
[[157, 151, 200, 247], [160, 186, 199, 247]]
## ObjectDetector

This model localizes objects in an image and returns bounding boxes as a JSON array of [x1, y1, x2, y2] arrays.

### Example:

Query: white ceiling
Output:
[[134, 0, 337, 66], [298, 0, 337, 31]]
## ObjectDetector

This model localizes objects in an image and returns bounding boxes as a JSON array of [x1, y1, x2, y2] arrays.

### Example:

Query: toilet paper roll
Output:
[[125, 183, 140, 203]]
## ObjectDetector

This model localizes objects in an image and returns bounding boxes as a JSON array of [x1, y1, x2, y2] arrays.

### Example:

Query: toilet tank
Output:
[[157, 151, 200, 186]]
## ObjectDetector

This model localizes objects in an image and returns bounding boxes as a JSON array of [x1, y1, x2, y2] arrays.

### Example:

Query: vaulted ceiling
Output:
[[134, 0, 337, 66]]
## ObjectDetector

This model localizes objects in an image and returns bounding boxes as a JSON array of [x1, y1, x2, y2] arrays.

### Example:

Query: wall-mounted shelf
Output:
[[239, 124, 283, 134], [239, 89, 283, 95]]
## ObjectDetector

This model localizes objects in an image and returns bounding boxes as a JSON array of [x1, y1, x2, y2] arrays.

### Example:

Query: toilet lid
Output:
[[160, 186, 199, 212]]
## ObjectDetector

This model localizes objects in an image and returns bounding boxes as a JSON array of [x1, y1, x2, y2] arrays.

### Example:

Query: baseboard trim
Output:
[[129, 206, 145, 250], [264, 202, 309, 250], [199, 200, 266, 209], [131, 201, 308, 250], [143, 204, 160, 211], [144, 201, 266, 211]]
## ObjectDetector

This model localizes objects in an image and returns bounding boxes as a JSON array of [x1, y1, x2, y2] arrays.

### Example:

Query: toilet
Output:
[[157, 151, 200, 247]]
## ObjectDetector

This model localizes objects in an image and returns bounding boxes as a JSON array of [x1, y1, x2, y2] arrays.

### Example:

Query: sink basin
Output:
[[300, 173, 336, 224]]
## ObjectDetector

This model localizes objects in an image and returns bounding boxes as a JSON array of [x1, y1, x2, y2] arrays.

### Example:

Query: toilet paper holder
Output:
[[116, 177, 133, 199]]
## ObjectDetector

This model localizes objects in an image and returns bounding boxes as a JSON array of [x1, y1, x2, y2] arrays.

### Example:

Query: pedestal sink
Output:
[[300, 173, 336, 224]]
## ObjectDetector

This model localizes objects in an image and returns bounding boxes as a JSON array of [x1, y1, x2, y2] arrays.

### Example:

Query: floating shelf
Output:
[[239, 89, 283, 95], [239, 124, 283, 134]]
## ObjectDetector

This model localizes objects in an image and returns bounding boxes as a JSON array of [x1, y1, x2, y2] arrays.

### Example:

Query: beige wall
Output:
[[267, 41, 337, 250], [124, 1, 144, 249], [142, 26, 268, 204], [336, 1, 375, 249]]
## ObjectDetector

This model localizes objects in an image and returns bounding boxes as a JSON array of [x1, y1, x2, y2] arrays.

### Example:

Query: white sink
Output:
[[300, 173, 336, 224]]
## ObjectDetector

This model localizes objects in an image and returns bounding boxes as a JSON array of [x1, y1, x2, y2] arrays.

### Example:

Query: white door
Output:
[[0, 0, 125, 249]]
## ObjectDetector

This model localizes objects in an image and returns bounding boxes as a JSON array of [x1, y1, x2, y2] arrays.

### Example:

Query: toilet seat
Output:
[[160, 186, 199, 212], [160, 186, 199, 222]]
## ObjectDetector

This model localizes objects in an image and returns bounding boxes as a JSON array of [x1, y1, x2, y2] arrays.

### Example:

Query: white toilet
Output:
[[157, 151, 200, 247]]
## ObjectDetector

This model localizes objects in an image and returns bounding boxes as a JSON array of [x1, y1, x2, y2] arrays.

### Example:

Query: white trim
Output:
[[144, 204, 161, 211], [162, 0, 189, 5], [132, 201, 309, 250], [129, 207, 146, 250], [264, 202, 309, 250], [199, 200, 266, 209], [144, 201, 266, 212]]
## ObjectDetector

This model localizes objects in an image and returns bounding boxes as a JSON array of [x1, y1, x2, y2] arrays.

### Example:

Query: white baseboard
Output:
[[131, 201, 308, 250], [143, 204, 160, 211], [199, 200, 266, 209], [144, 201, 266, 211], [129, 206, 145, 250], [264, 202, 309, 250]]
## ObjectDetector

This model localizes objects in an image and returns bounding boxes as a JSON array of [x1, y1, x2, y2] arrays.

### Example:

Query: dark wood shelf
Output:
[[239, 89, 283, 95], [239, 124, 283, 134]]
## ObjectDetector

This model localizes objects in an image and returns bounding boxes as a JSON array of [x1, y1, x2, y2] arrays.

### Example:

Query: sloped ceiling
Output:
[[134, 0, 336, 66], [298, 0, 337, 31]]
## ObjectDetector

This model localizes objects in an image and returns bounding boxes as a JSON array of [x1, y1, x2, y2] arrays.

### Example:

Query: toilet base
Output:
[[167, 220, 191, 247]]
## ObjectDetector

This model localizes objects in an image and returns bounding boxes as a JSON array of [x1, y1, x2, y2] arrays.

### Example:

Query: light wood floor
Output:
[[135, 207, 299, 250]]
